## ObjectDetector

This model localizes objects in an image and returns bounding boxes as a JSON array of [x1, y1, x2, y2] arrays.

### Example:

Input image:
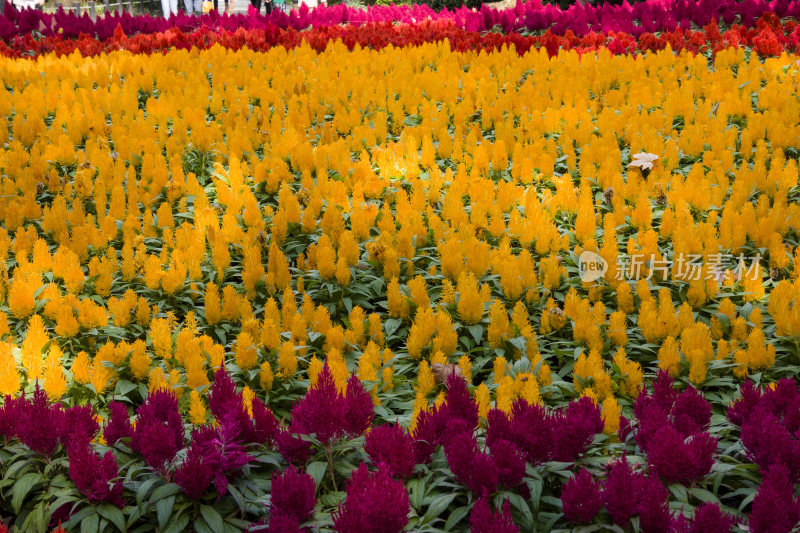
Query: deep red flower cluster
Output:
[[1, 16, 800, 60], [633, 373, 717, 485]]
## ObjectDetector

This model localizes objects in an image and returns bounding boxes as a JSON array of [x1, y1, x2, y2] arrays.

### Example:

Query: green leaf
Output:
[[12, 472, 42, 514], [384, 318, 402, 336], [690, 487, 719, 504], [81, 513, 101, 533], [136, 477, 160, 508], [424, 493, 457, 522], [97, 504, 126, 532], [149, 483, 182, 503], [444, 505, 471, 530], [162, 514, 191, 533], [306, 461, 328, 489], [199, 505, 224, 532], [467, 325, 484, 345], [156, 496, 175, 529]]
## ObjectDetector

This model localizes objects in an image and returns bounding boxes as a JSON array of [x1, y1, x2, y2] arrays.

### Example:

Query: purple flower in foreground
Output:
[[103, 401, 133, 445], [647, 425, 717, 484], [130, 389, 184, 474], [561, 469, 602, 524], [67, 438, 124, 507], [333, 463, 410, 533], [269, 465, 316, 528], [750, 464, 800, 533], [688, 503, 734, 533], [342, 374, 373, 438], [174, 443, 214, 500], [364, 423, 415, 479], [469, 496, 519, 533]]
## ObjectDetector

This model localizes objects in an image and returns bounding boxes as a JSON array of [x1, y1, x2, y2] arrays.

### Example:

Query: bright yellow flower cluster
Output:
[[0, 43, 797, 429]]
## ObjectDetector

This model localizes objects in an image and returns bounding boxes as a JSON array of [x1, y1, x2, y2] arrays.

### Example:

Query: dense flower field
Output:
[[1, 0, 800, 532]]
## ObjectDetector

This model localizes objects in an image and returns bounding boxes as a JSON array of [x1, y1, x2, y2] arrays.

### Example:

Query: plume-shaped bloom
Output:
[[103, 401, 133, 445], [333, 463, 410, 533], [174, 442, 214, 500], [561, 469, 603, 524], [269, 466, 316, 530], [364, 423, 416, 479], [130, 389, 185, 474], [469, 496, 519, 533], [750, 464, 800, 533], [687, 503, 734, 533], [67, 438, 124, 507]]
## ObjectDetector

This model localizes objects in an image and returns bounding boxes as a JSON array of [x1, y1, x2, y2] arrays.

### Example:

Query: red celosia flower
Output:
[[469, 496, 519, 533], [342, 374, 374, 438], [333, 463, 410, 533], [688, 503, 734, 533], [750, 464, 800, 533], [66, 437, 125, 508], [561, 468, 603, 524], [174, 442, 214, 500], [130, 389, 185, 474], [104, 401, 133, 446], [364, 423, 416, 479], [269, 465, 316, 528]]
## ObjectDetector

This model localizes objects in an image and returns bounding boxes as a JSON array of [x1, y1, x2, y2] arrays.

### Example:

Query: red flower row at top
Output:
[[0, 14, 797, 59]]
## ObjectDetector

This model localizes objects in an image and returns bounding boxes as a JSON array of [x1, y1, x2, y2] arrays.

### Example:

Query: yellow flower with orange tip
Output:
[[260, 360, 274, 391]]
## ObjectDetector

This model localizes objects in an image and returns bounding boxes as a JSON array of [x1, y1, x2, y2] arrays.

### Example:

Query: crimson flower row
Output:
[[1, 16, 798, 59]]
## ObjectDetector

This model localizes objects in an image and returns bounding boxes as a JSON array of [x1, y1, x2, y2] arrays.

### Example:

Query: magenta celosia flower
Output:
[[267, 512, 304, 533], [411, 409, 439, 465], [174, 442, 214, 500], [505, 400, 554, 464], [8, 386, 64, 455], [647, 425, 717, 484], [469, 496, 519, 533], [444, 431, 498, 496], [62, 404, 101, 447], [750, 464, 800, 533], [561, 469, 603, 524], [67, 438, 124, 508], [740, 409, 800, 480], [727, 380, 762, 427], [688, 503, 734, 533], [130, 389, 185, 474], [276, 429, 313, 465], [636, 474, 670, 533], [603, 457, 640, 528], [488, 439, 525, 489], [333, 463, 410, 533], [290, 364, 347, 445], [553, 396, 603, 462], [269, 465, 316, 527], [672, 386, 712, 435], [193, 424, 253, 496], [252, 397, 279, 446], [342, 374, 374, 437], [208, 368, 269, 444], [103, 402, 133, 445], [364, 423, 415, 479], [440, 373, 478, 430]]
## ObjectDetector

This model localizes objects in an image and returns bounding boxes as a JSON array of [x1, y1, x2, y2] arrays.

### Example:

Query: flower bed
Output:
[[1, 3, 800, 533], [1, 0, 799, 40]]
